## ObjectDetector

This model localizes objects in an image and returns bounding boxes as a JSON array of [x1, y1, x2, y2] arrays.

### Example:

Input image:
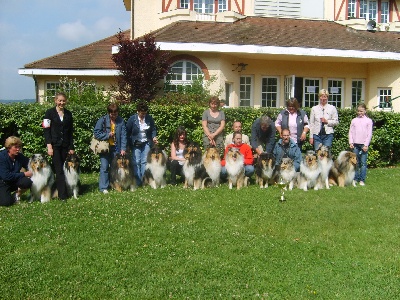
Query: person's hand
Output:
[[120, 150, 126, 156], [309, 138, 314, 146], [256, 148, 262, 155], [349, 143, 354, 149], [69, 150, 75, 155], [153, 137, 158, 144], [362, 145, 368, 152], [320, 117, 327, 124], [47, 148, 53, 156], [300, 132, 307, 141], [24, 171, 33, 178], [109, 131, 115, 138]]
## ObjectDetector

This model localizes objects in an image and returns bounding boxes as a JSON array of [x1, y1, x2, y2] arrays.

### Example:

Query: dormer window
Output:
[[347, 0, 390, 23], [179, 0, 228, 13]]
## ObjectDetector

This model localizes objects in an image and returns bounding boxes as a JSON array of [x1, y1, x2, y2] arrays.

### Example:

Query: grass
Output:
[[1, 168, 400, 299]]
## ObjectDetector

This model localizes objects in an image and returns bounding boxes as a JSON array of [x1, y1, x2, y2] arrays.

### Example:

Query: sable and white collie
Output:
[[298, 151, 321, 191], [202, 146, 222, 187], [225, 147, 246, 190], [255, 152, 275, 188], [278, 157, 297, 191], [329, 151, 357, 187], [143, 146, 167, 189], [28, 154, 54, 203], [110, 153, 136, 192], [183, 142, 207, 190], [63, 153, 80, 199], [316, 145, 333, 189]]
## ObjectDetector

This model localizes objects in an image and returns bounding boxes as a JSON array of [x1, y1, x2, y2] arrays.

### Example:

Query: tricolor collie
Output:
[[329, 151, 357, 187], [183, 142, 207, 190], [63, 153, 80, 199], [298, 151, 321, 191], [28, 154, 54, 203], [110, 153, 136, 192], [143, 146, 167, 189], [316, 145, 333, 189], [202, 146, 222, 187], [278, 157, 297, 191], [255, 152, 276, 188], [225, 147, 246, 190]]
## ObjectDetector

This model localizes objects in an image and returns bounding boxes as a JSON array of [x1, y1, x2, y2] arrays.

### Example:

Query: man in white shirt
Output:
[[224, 121, 250, 148]]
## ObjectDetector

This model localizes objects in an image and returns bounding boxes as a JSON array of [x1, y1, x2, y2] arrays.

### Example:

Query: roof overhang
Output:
[[18, 69, 119, 77], [152, 42, 400, 62]]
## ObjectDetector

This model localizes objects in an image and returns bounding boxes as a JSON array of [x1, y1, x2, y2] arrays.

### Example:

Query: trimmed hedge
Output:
[[1, 103, 399, 172]]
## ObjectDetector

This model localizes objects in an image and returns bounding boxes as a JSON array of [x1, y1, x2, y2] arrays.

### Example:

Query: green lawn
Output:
[[1, 168, 400, 299]]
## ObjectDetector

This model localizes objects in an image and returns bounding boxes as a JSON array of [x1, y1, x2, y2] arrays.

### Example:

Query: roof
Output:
[[152, 17, 400, 53], [21, 17, 400, 71], [23, 30, 130, 69]]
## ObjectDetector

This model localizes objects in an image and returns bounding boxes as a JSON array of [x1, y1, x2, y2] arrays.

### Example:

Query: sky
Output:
[[0, 0, 130, 100]]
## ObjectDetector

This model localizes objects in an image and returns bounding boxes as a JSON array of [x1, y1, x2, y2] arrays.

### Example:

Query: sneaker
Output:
[[359, 181, 365, 186], [102, 190, 109, 194]]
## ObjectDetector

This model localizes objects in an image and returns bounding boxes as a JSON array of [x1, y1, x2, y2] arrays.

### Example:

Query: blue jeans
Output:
[[353, 144, 368, 182], [99, 146, 117, 192], [221, 165, 255, 179], [313, 133, 334, 150], [133, 143, 150, 186]]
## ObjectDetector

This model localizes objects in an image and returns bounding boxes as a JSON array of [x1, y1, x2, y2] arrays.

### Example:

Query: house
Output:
[[19, 0, 400, 111]]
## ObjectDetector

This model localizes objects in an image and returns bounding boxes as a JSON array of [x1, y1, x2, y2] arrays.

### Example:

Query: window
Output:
[[378, 88, 392, 109], [348, 0, 356, 18], [261, 77, 279, 107], [180, 0, 190, 9], [194, 0, 214, 13], [303, 78, 320, 107], [218, 0, 227, 12], [351, 80, 364, 107], [165, 60, 203, 92], [239, 76, 252, 107], [358, 0, 389, 22], [328, 79, 344, 108], [45, 82, 60, 102]]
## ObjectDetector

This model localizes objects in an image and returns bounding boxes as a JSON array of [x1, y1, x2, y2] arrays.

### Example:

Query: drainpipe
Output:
[[33, 75, 39, 103]]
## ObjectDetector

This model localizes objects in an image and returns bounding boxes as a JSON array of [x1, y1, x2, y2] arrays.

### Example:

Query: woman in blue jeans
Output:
[[126, 102, 158, 186], [93, 103, 127, 194]]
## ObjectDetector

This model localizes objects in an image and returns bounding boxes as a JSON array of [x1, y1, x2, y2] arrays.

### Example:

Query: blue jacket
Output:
[[0, 149, 29, 183], [93, 115, 127, 152], [126, 113, 157, 148], [273, 139, 302, 172], [251, 118, 276, 153]]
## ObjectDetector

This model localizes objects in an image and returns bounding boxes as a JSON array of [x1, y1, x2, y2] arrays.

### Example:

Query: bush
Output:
[[1, 103, 399, 171]]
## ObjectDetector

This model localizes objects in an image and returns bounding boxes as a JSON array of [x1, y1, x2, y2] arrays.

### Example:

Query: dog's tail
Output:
[[201, 177, 213, 189]]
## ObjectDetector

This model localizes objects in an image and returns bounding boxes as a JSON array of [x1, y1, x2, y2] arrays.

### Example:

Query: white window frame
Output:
[[45, 81, 61, 102], [348, 0, 357, 18], [328, 79, 344, 108], [239, 75, 253, 107], [180, 0, 190, 9], [351, 79, 365, 107], [359, 0, 389, 22], [194, 0, 214, 14], [261, 76, 280, 108], [165, 60, 204, 92], [303, 78, 321, 108], [378, 88, 392, 110], [381, 1, 389, 23]]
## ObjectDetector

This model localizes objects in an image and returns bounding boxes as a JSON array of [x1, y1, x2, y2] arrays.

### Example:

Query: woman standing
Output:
[[93, 103, 127, 194], [43, 92, 74, 201], [202, 96, 225, 152], [169, 126, 188, 185], [275, 98, 309, 150], [0, 136, 33, 206], [309, 89, 339, 150], [126, 102, 158, 186]]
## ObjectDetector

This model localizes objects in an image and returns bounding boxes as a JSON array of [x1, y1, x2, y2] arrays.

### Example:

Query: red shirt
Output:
[[221, 143, 254, 166]]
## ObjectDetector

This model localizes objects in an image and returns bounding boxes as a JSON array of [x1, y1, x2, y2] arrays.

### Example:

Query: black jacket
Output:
[[43, 107, 74, 150]]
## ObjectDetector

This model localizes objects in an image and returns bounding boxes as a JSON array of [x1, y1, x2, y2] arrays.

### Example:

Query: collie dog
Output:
[[225, 147, 246, 190], [278, 157, 297, 191], [316, 145, 333, 189], [28, 154, 54, 203], [255, 152, 275, 188], [183, 142, 207, 190], [63, 153, 80, 199], [202, 146, 221, 187], [110, 153, 136, 192], [329, 151, 357, 187], [143, 146, 167, 189], [298, 151, 321, 191]]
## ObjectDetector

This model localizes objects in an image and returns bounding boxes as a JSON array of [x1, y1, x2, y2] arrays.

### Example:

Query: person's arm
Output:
[[93, 116, 109, 141], [243, 145, 254, 166], [68, 110, 75, 153], [43, 109, 53, 156], [348, 119, 355, 149], [327, 106, 339, 127], [275, 113, 283, 137], [265, 124, 276, 153], [364, 118, 373, 148], [211, 119, 225, 139], [309, 107, 315, 145], [250, 120, 259, 151], [300, 112, 310, 141], [120, 118, 127, 154]]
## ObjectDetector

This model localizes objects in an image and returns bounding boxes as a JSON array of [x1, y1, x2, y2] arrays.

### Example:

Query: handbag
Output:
[[90, 117, 109, 154]]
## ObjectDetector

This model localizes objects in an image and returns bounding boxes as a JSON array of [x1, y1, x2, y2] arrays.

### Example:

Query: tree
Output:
[[112, 31, 171, 103]]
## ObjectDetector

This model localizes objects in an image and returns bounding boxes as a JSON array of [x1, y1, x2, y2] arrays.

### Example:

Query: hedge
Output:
[[1, 103, 399, 172]]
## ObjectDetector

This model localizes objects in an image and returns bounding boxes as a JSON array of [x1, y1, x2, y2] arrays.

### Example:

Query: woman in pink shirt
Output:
[[349, 103, 373, 186]]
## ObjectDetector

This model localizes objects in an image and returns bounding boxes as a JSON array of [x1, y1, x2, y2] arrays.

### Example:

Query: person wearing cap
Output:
[[0, 136, 33, 206]]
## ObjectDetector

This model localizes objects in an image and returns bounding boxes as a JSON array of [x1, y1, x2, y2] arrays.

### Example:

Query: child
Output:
[[348, 103, 373, 186]]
